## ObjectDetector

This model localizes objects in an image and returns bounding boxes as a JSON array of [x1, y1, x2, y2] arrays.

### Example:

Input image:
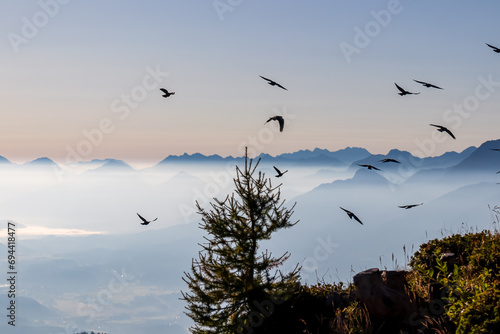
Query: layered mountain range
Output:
[[1, 139, 500, 334]]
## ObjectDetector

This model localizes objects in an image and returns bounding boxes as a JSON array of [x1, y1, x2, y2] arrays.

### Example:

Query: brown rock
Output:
[[353, 268, 415, 322]]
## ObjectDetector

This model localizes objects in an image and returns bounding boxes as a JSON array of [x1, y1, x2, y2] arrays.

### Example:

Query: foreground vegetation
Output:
[[407, 229, 500, 333], [236, 229, 500, 334]]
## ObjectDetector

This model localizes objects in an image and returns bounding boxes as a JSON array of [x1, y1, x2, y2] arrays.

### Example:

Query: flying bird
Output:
[[273, 166, 288, 178], [486, 43, 500, 53], [380, 158, 400, 164], [339, 207, 363, 225], [358, 164, 381, 171], [399, 203, 423, 209], [395, 83, 420, 96], [137, 213, 157, 225], [490, 149, 500, 152], [260, 75, 287, 91], [413, 80, 443, 90], [429, 124, 456, 139], [160, 88, 175, 98], [265, 116, 285, 132]]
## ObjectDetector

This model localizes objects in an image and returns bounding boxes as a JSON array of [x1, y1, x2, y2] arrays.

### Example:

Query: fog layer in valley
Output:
[[1, 140, 499, 333]]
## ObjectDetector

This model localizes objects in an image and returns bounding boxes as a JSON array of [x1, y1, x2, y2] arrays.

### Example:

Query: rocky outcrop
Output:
[[353, 268, 416, 323]]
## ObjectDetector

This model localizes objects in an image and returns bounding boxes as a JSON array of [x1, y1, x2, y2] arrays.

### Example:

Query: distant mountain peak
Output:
[[0, 156, 12, 164], [157, 152, 227, 165], [450, 139, 500, 172], [25, 157, 58, 166], [100, 159, 134, 169]]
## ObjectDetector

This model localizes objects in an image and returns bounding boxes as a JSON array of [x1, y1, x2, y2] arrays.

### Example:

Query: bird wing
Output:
[[429, 84, 443, 89], [260, 75, 272, 82], [275, 82, 288, 91], [413, 79, 427, 86], [265, 117, 274, 124], [159, 88, 168, 93], [351, 213, 363, 225], [152, 218, 158, 222], [429, 124, 440, 128], [486, 43, 499, 50], [137, 213, 147, 223], [373, 166, 381, 171], [273, 166, 281, 174], [394, 83, 406, 93], [277, 117, 284, 132], [444, 128, 456, 139], [398, 205, 409, 209]]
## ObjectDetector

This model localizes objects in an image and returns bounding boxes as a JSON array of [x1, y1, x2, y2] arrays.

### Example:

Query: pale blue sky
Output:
[[1, 0, 499, 165]]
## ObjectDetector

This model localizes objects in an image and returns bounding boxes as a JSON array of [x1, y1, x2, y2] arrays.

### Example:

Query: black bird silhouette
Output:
[[260, 75, 287, 91], [395, 83, 420, 96], [358, 164, 381, 171], [159, 88, 175, 98], [496, 171, 500, 174], [486, 43, 500, 53], [490, 149, 500, 152], [273, 166, 288, 178], [380, 158, 400, 164], [413, 80, 443, 90], [265, 116, 285, 132], [339, 207, 363, 225], [430, 124, 456, 139], [399, 203, 423, 209], [137, 213, 157, 225]]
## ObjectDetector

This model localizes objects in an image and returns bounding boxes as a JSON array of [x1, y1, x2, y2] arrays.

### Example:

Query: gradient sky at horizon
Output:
[[1, 0, 500, 165]]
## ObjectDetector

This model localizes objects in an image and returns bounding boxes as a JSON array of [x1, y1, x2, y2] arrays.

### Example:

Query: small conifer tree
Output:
[[182, 151, 300, 334]]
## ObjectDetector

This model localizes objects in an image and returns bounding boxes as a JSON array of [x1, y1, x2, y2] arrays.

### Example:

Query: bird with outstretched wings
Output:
[[398, 203, 423, 209], [137, 213, 158, 225], [265, 116, 285, 132], [358, 164, 381, 171], [339, 207, 363, 225], [430, 124, 456, 139], [260, 75, 287, 90], [273, 166, 288, 178], [159, 88, 175, 98], [413, 80, 443, 90], [395, 83, 420, 96], [380, 158, 400, 164]]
